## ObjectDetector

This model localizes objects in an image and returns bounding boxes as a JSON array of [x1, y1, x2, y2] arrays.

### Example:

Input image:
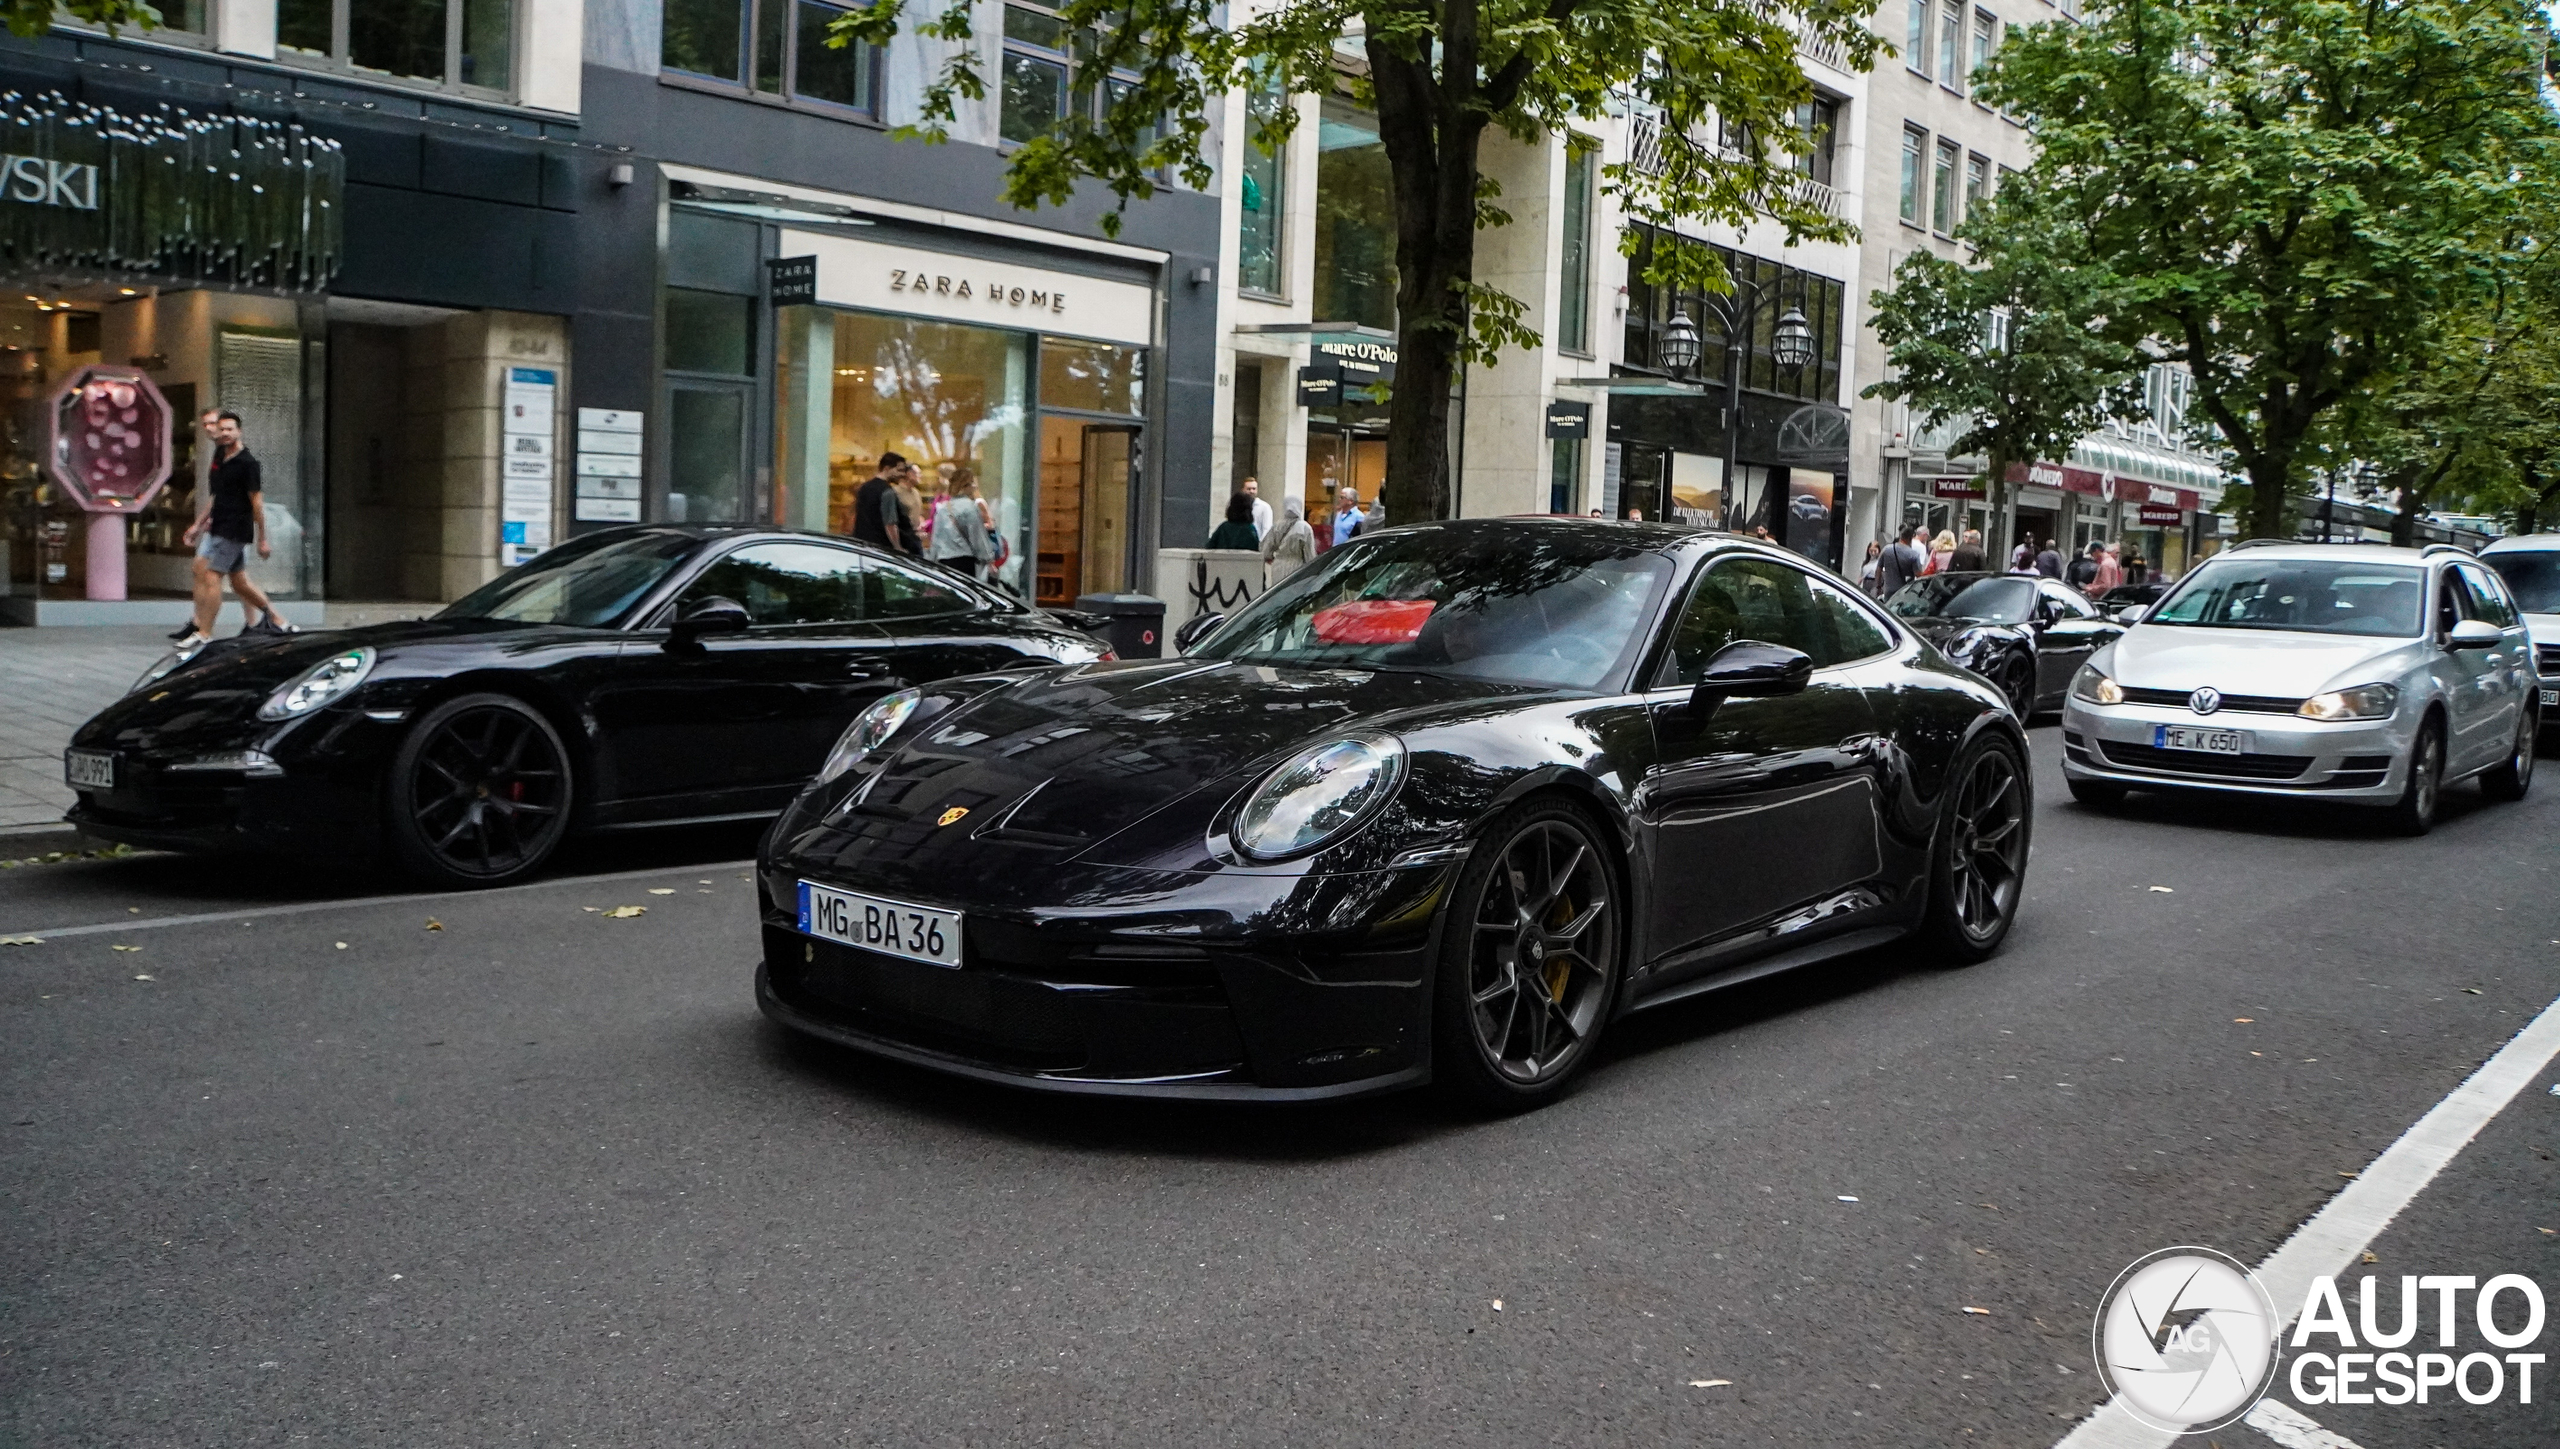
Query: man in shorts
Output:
[[175, 410, 293, 645]]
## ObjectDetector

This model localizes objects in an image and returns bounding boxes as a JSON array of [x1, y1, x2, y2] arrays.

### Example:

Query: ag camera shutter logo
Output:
[[2093, 1247, 2282, 1433]]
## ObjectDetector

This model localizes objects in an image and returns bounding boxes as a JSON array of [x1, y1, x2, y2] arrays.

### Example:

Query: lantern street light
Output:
[[1659, 310, 1704, 375], [1772, 307, 1816, 371]]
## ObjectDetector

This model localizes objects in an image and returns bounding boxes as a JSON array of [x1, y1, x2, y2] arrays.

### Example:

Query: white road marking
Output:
[[2243, 1399, 2368, 1449], [0, 859, 758, 943], [2051, 989, 2560, 1449]]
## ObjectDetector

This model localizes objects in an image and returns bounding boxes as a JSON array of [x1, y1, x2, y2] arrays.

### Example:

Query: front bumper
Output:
[[755, 860, 1451, 1099], [2059, 699, 2413, 800]]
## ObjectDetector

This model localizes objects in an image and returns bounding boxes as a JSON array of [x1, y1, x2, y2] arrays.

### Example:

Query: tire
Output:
[[2000, 657, 2037, 719], [2479, 706, 2537, 802], [2382, 715, 2445, 836], [1917, 732, 2032, 964], [1432, 797, 1626, 1113], [387, 692, 575, 887], [2067, 778, 2128, 808]]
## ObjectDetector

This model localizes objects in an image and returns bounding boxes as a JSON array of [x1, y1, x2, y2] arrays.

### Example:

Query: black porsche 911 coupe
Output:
[[63, 527, 1107, 885], [758, 519, 2034, 1109], [1882, 571, 2126, 717]]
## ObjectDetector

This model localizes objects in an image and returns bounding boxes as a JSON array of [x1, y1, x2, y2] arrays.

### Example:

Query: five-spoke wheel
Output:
[[1435, 801, 1622, 1109], [387, 693, 573, 887]]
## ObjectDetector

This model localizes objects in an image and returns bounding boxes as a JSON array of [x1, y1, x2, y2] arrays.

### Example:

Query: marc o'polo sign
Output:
[[778, 227, 1155, 347], [0, 155, 99, 209]]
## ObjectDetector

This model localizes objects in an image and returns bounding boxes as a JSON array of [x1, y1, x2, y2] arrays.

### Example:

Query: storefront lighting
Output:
[[1772, 308, 1816, 369], [1659, 310, 1702, 375]]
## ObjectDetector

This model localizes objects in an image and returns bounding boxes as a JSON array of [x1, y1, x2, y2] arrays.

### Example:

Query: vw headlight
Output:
[[1233, 734, 1407, 861], [815, 688, 920, 786], [2069, 664, 2123, 706], [256, 648, 376, 721], [2299, 683, 2398, 721], [129, 643, 203, 695]]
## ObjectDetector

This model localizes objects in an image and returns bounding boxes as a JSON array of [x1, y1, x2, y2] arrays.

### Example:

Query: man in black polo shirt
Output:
[[175, 409, 294, 645], [848, 451, 914, 555]]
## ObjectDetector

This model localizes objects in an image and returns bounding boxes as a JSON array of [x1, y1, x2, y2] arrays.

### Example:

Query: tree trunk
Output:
[[2245, 451, 2294, 541], [2519, 459, 2545, 534], [2387, 465, 2425, 547], [1982, 447, 2013, 565]]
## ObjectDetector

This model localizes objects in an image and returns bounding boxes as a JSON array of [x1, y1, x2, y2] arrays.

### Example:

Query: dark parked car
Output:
[[2096, 582, 2171, 614], [1883, 572, 2126, 715], [759, 519, 2032, 1109], [64, 527, 1108, 885]]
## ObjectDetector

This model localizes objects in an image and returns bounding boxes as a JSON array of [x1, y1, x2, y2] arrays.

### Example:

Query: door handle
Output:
[[845, 655, 896, 682]]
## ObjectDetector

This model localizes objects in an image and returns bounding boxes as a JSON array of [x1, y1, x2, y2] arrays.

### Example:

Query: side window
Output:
[[864, 557, 976, 620], [1657, 557, 1883, 685], [2433, 570, 2466, 637], [2051, 585, 2099, 620], [678, 542, 866, 626], [2457, 565, 2514, 627]]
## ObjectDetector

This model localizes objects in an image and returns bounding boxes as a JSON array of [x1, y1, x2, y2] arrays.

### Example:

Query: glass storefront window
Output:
[[1039, 338, 1144, 416], [1237, 75, 1289, 297], [667, 288, 754, 376], [1312, 97, 1396, 332]]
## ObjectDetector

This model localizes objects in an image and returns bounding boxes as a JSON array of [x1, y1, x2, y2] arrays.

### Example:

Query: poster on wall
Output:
[[501, 367, 557, 567], [1668, 453, 1724, 529], [1782, 470, 1836, 564]]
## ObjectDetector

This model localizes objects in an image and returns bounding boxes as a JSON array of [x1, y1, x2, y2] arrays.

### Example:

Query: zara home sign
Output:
[[778, 228, 1155, 348]]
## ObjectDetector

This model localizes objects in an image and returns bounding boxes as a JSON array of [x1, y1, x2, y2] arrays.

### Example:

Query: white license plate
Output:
[[797, 880, 962, 969], [2153, 725, 2246, 755], [64, 749, 114, 789], [2544, 688, 2557, 708]]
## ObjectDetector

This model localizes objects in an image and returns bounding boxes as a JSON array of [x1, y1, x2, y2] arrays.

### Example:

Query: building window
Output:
[[1788, 96, 1838, 186], [1938, 0, 1964, 90], [1900, 126, 1927, 226], [279, 0, 513, 92], [1311, 96, 1397, 332], [662, 0, 879, 112], [1550, 436, 1582, 514], [1621, 224, 1846, 404], [1906, 0, 1931, 76], [1558, 141, 1597, 354], [1933, 138, 1961, 233], [1237, 75, 1287, 297], [999, 3, 1149, 147], [1965, 152, 1991, 215], [1971, 9, 1998, 84]]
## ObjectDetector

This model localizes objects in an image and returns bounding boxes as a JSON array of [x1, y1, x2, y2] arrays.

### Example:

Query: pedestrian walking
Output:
[[1239, 476, 1273, 542], [2010, 535, 2036, 572], [1331, 488, 1367, 547], [1949, 528, 1985, 572], [1263, 497, 1316, 581], [1875, 524, 1925, 596], [2035, 538, 2065, 579], [1925, 529, 1957, 576], [927, 467, 998, 581], [2124, 551, 2148, 586], [175, 409, 293, 645], [846, 452, 909, 552], [1858, 539, 1883, 595], [2066, 541, 2103, 591], [1208, 492, 1263, 551], [2091, 543, 2123, 594], [891, 462, 927, 556]]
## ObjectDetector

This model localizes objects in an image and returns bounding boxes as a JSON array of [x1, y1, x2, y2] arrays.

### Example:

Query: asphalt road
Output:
[[3, 725, 2555, 1448]]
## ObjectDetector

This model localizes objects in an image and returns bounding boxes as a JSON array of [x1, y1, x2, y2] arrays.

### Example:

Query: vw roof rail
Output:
[[2419, 542, 2475, 559]]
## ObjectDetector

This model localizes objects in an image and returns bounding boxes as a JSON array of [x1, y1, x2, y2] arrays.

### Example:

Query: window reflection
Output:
[[827, 312, 1031, 592], [1039, 338, 1144, 416]]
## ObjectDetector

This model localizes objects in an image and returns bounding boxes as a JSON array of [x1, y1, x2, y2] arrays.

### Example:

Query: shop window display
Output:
[[820, 311, 1030, 593]]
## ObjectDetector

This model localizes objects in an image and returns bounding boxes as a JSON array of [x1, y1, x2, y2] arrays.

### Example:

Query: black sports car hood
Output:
[[1900, 615, 2017, 650], [788, 658, 1562, 880]]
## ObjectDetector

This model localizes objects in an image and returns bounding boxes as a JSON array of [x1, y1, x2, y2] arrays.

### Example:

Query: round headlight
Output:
[[815, 688, 921, 786], [256, 648, 376, 721], [1233, 734, 1407, 861]]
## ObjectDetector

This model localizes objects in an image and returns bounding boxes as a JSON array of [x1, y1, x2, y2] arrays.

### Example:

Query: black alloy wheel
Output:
[[2480, 707, 2536, 802], [2001, 657, 2037, 718], [1918, 734, 2030, 962], [2385, 717, 2445, 836], [388, 692, 574, 887], [1433, 800, 1623, 1110]]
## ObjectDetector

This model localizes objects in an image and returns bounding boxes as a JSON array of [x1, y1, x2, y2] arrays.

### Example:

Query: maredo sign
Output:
[[2006, 461, 2200, 514]]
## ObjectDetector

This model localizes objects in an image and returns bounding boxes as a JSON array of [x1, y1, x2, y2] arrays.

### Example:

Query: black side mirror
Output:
[[1689, 639, 1813, 712], [668, 595, 750, 648], [1175, 611, 1227, 654]]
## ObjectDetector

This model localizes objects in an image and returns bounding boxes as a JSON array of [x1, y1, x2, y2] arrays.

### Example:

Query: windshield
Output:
[[1192, 529, 1674, 689], [438, 531, 702, 628], [2148, 558, 2423, 637], [1885, 575, 2036, 624], [2484, 550, 2560, 615]]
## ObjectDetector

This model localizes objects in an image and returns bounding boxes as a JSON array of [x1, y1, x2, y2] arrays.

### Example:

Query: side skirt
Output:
[[1618, 925, 1908, 1017]]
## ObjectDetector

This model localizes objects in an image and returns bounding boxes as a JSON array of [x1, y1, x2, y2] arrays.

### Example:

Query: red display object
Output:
[[48, 366, 176, 602]]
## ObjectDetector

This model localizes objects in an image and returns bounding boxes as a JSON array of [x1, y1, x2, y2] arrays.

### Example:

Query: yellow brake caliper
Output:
[[1543, 892, 1574, 1002]]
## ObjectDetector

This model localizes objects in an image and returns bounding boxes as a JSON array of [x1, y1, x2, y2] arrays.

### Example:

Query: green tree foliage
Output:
[[1976, 0, 2558, 540], [5, 0, 165, 37], [1865, 204, 2143, 560], [834, 0, 1878, 524]]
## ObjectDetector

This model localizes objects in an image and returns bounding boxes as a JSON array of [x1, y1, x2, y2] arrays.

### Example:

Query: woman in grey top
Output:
[[927, 468, 998, 581], [1262, 497, 1316, 580]]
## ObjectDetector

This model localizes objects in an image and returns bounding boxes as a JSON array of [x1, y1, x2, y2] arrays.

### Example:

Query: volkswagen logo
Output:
[[2189, 687, 2223, 715]]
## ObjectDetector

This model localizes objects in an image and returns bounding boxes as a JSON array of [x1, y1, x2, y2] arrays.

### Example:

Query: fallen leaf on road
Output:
[[111, 945, 140, 952], [2362, 1251, 2379, 1264], [132, 974, 153, 981], [1688, 1379, 1732, 1388], [2233, 1017, 2254, 1024], [1962, 1306, 1991, 1316], [2148, 885, 2174, 893], [2338, 1172, 2358, 1180], [2538, 1228, 2554, 1236], [425, 919, 443, 931], [1491, 1299, 1503, 1311], [648, 888, 676, 896], [1977, 1203, 1999, 1211], [2461, 987, 2482, 995], [580, 907, 600, 913], [335, 942, 348, 950], [0, 935, 41, 946], [1837, 1195, 1859, 1203], [602, 906, 647, 919]]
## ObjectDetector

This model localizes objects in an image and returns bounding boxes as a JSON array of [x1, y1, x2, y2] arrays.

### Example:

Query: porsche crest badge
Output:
[[936, 806, 970, 828]]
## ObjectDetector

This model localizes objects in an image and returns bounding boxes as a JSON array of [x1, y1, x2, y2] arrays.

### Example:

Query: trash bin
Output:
[[1072, 592, 1166, 659]]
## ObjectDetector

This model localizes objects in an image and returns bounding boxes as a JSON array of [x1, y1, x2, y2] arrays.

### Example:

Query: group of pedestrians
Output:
[[173, 406, 297, 647], [1861, 521, 2152, 598], [840, 452, 1003, 583], [1205, 475, 1360, 584]]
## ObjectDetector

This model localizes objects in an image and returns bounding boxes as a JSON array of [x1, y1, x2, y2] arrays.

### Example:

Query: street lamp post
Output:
[[1663, 281, 1817, 531]]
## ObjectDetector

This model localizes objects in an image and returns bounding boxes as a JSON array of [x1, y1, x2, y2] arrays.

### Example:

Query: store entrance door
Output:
[[664, 381, 754, 524], [1303, 427, 1386, 549], [1036, 417, 1140, 604], [1618, 443, 1667, 521]]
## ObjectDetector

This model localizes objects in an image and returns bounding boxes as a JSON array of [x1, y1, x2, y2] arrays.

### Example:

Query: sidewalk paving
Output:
[[1, 625, 178, 829]]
